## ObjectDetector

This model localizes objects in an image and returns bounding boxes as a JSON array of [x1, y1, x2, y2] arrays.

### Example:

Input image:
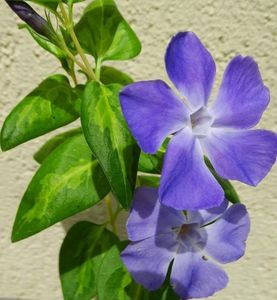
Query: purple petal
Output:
[[188, 199, 228, 226], [165, 32, 216, 111], [211, 56, 270, 129], [204, 204, 250, 264], [120, 80, 188, 154], [127, 187, 184, 242], [202, 129, 277, 186], [121, 233, 177, 290], [170, 246, 228, 299], [160, 127, 224, 210]]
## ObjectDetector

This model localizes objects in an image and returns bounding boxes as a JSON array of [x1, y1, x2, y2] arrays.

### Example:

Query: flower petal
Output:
[[120, 80, 188, 154], [170, 246, 228, 299], [160, 127, 224, 210], [165, 32, 216, 111], [202, 129, 277, 186], [127, 187, 184, 242], [211, 56, 270, 129], [188, 199, 228, 226], [203, 204, 250, 263], [121, 233, 177, 290]]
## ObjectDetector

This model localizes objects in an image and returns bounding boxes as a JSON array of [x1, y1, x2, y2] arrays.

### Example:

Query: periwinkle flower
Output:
[[121, 187, 250, 299], [120, 32, 277, 210], [5, 0, 53, 39]]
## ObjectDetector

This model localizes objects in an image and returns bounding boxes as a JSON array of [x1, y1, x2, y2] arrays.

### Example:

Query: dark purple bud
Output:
[[5, 0, 53, 38]]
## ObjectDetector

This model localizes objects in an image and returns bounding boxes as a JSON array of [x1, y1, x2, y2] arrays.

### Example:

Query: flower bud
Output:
[[5, 0, 54, 39]]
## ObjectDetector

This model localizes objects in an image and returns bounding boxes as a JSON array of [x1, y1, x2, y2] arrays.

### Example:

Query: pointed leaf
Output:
[[1, 75, 80, 151], [100, 66, 133, 86], [81, 82, 140, 208], [60, 222, 118, 300], [26, 0, 59, 10], [20, 24, 73, 71], [34, 128, 82, 164], [12, 134, 110, 242], [75, 0, 141, 61], [97, 242, 132, 300], [138, 150, 164, 174]]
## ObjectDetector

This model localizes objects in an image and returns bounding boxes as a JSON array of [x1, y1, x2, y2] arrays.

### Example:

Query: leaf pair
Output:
[[6, 66, 138, 242], [60, 222, 178, 300], [60, 222, 134, 300]]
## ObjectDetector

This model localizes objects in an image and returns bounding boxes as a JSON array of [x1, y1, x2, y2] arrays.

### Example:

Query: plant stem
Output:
[[134, 284, 142, 300], [95, 58, 102, 81], [69, 65, 78, 85], [58, 2, 97, 81], [105, 194, 118, 235]]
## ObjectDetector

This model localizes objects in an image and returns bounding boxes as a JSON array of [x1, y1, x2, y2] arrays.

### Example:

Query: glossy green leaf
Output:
[[138, 150, 164, 174], [12, 134, 110, 242], [81, 82, 140, 208], [60, 222, 118, 300], [100, 66, 133, 86], [34, 128, 82, 164], [20, 24, 64, 57], [138, 138, 169, 174], [97, 242, 132, 300], [26, 0, 83, 10], [75, 0, 141, 61], [26, 0, 59, 10], [20, 24, 73, 71], [137, 175, 160, 188], [1, 75, 80, 151], [205, 157, 240, 204]]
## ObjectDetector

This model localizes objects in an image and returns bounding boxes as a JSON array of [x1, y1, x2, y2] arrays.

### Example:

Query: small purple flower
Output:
[[120, 31, 277, 210], [6, 0, 53, 39], [121, 187, 250, 299]]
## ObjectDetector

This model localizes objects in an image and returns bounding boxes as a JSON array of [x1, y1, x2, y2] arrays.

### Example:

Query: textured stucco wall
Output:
[[0, 0, 276, 299]]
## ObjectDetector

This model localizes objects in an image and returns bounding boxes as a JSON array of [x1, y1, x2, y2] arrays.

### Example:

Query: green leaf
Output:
[[20, 24, 73, 71], [138, 138, 169, 174], [138, 150, 164, 174], [137, 175, 160, 188], [12, 134, 110, 242], [81, 82, 140, 208], [97, 242, 132, 300], [205, 157, 240, 204], [1, 75, 80, 151], [34, 128, 82, 164], [100, 66, 133, 86], [20, 24, 65, 58], [26, 0, 59, 10], [75, 0, 141, 61], [60, 222, 118, 300]]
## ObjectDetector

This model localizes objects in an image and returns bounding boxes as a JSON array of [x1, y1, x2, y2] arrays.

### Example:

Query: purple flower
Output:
[[6, 0, 53, 39], [121, 187, 250, 299], [120, 31, 277, 210]]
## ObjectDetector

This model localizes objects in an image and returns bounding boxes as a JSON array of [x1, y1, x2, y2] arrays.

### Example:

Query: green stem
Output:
[[59, 2, 97, 81], [95, 58, 102, 81], [69, 65, 78, 86], [134, 284, 142, 300], [105, 194, 118, 235]]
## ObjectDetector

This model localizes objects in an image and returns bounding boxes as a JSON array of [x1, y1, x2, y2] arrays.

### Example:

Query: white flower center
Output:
[[190, 107, 213, 137]]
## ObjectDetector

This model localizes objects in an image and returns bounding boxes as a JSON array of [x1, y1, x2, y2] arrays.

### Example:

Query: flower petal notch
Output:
[[121, 187, 250, 299], [119, 31, 277, 210]]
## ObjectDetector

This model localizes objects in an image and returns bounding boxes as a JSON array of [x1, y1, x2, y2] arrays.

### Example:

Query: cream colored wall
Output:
[[0, 0, 276, 299]]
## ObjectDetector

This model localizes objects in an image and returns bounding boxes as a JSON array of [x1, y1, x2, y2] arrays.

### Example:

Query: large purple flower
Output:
[[120, 31, 277, 210], [121, 187, 250, 299]]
